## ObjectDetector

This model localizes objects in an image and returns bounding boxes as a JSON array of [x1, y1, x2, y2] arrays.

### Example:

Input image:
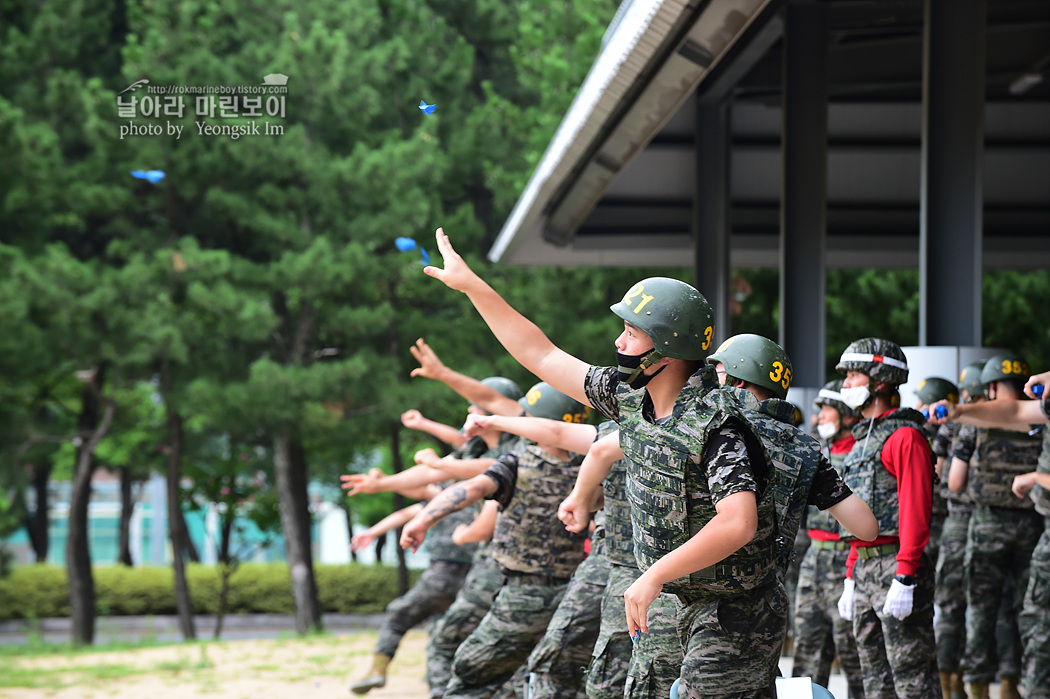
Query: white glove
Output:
[[882, 578, 915, 620], [837, 578, 855, 621]]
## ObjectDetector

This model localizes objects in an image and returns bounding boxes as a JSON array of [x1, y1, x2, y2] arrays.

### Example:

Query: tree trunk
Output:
[[389, 426, 409, 595], [116, 466, 134, 566], [26, 460, 52, 563], [274, 431, 322, 634], [341, 497, 356, 563], [166, 409, 196, 640], [67, 368, 115, 646]]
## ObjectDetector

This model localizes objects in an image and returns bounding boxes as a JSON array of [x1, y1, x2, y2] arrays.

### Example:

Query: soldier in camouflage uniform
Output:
[[950, 353, 1041, 699], [789, 380, 866, 698], [834, 339, 941, 699], [400, 382, 590, 699], [913, 376, 959, 570], [422, 231, 871, 697]]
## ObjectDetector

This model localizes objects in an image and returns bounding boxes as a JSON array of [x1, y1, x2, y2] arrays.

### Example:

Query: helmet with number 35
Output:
[[609, 277, 715, 361], [979, 352, 1031, 387], [706, 334, 794, 399]]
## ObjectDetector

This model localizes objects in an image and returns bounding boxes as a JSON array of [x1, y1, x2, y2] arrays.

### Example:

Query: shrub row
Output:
[[0, 562, 421, 620]]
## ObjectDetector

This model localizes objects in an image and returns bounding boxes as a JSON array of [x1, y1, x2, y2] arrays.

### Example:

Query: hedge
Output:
[[0, 562, 422, 620]]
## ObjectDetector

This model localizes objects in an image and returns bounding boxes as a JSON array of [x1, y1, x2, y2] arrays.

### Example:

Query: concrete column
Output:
[[694, 99, 731, 343]]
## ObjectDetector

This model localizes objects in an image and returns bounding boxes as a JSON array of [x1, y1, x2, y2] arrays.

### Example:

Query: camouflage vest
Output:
[[969, 426, 1043, 509], [618, 366, 778, 596], [490, 444, 587, 578], [922, 424, 949, 516], [807, 445, 849, 534], [1031, 429, 1050, 518], [840, 408, 930, 540], [596, 421, 635, 568], [714, 389, 823, 576]]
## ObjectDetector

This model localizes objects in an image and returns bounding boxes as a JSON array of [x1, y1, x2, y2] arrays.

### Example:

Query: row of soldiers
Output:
[[339, 227, 1048, 699]]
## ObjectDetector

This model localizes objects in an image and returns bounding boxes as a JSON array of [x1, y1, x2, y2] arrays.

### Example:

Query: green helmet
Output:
[[835, 337, 909, 386], [957, 361, 985, 401], [706, 334, 793, 399], [914, 377, 959, 405], [610, 277, 715, 360], [481, 376, 523, 401], [814, 379, 859, 418], [519, 382, 591, 423], [980, 352, 1031, 387]]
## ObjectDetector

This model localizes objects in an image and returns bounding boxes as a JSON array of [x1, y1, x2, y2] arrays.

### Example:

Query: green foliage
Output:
[[0, 563, 420, 619]]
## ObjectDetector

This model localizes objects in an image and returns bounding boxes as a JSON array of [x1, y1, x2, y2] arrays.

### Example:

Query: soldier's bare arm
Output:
[[1012, 471, 1050, 499], [423, 228, 592, 406], [409, 338, 523, 416], [401, 408, 468, 448], [931, 396, 1046, 431], [828, 494, 878, 541], [400, 474, 498, 552], [947, 456, 969, 492], [559, 430, 621, 533], [464, 413, 597, 454], [453, 500, 499, 545]]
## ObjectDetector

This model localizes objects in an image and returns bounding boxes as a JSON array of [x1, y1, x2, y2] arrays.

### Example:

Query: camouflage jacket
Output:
[[969, 425, 1043, 509], [840, 408, 930, 540], [1032, 428, 1050, 518], [596, 420, 636, 568]]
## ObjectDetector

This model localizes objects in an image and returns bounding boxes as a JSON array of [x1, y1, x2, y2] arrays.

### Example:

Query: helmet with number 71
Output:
[[609, 277, 715, 360], [706, 334, 794, 399], [979, 352, 1031, 387], [835, 337, 909, 386]]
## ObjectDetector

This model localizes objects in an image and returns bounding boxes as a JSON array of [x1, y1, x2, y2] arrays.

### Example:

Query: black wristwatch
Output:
[[895, 574, 916, 586]]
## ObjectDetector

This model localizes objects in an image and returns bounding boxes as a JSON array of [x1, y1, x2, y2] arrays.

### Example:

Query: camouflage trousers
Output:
[[925, 510, 945, 573], [626, 588, 684, 699], [375, 560, 469, 658], [934, 505, 971, 672], [785, 527, 812, 640], [791, 541, 865, 699], [584, 564, 636, 699], [1019, 519, 1050, 699], [962, 505, 1042, 684], [443, 577, 568, 699], [515, 544, 610, 699], [674, 577, 786, 699], [427, 554, 505, 698], [852, 550, 939, 699]]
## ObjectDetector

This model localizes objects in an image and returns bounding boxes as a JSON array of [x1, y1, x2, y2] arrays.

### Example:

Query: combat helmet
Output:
[[706, 334, 793, 399], [610, 278, 715, 360], [957, 361, 986, 402], [835, 338, 909, 386], [814, 379, 859, 418], [914, 377, 959, 405], [519, 382, 591, 424], [470, 376, 524, 414], [979, 351, 1031, 388]]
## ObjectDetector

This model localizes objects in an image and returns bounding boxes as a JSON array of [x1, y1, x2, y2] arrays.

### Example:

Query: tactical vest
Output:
[[596, 421, 635, 568], [840, 408, 931, 540], [490, 444, 587, 578], [807, 446, 848, 534], [968, 426, 1043, 509], [618, 366, 778, 596], [1031, 429, 1050, 518]]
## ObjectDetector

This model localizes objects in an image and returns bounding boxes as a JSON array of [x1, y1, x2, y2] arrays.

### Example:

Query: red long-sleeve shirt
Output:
[[846, 409, 933, 578], [808, 434, 856, 542]]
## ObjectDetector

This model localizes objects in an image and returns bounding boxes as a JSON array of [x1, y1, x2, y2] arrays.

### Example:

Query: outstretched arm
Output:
[[453, 500, 499, 545], [401, 409, 468, 448], [409, 339, 523, 417], [462, 413, 597, 454], [400, 474, 499, 552], [341, 463, 483, 499], [931, 397, 1046, 431], [350, 503, 424, 553], [423, 229, 593, 406]]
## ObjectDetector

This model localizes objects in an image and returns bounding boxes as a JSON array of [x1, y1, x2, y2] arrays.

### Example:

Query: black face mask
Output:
[[616, 349, 665, 389]]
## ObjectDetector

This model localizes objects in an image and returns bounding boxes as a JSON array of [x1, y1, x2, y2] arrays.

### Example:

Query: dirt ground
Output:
[[0, 629, 430, 699]]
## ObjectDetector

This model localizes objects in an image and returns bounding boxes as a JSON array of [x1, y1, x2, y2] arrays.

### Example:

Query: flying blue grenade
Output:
[[418, 100, 436, 115], [395, 237, 430, 266], [131, 169, 166, 183]]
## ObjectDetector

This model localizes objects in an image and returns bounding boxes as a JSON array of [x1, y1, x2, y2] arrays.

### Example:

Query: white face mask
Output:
[[840, 385, 871, 409], [817, 421, 839, 440]]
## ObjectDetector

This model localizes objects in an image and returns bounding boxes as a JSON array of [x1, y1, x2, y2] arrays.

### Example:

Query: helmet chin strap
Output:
[[618, 350, 665, 386]]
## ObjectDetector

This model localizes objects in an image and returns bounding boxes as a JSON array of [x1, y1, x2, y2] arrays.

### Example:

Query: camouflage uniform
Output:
[[584, 422, 683, 699], [840, 409, 940, 699], [934, 423, 973, 675], [961, 425, 1043, 685], [792, 439, 865, 698], [585, 366, 850, 698], [375, 438, 483, 661], [516, 515, 610, 699], [443, 444, 586, 699], [1019, 401, 1050, 698], [923, 422, 949, 568], [427, 433, 520, 699]]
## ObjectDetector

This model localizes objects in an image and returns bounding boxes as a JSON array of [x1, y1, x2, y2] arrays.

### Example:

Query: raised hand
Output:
[[461, 413, 493, 439], [422, 227, 484, 294], [401, 409, 425, 430], [340, 468, 383, 497], [409, 338, 448, 381]]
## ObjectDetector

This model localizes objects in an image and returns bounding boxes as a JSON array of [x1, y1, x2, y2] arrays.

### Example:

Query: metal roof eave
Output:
[[488, 0, 778, 265]]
